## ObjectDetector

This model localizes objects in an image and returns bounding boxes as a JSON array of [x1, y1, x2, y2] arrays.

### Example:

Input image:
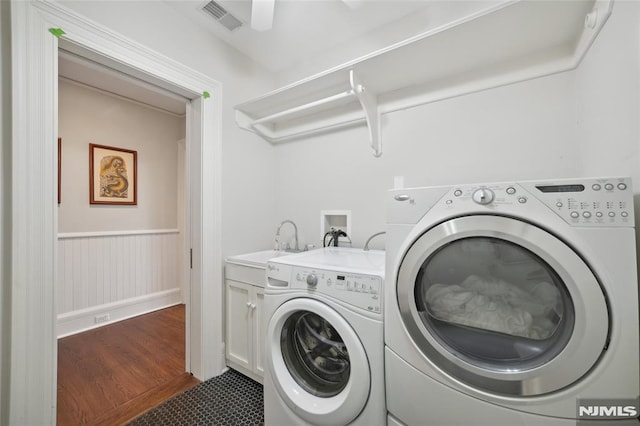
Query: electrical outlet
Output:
[[94, 313, 110, 324]]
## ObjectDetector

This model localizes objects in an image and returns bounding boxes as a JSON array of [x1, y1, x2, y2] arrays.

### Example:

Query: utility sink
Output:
[[225, 249, 294, 268]]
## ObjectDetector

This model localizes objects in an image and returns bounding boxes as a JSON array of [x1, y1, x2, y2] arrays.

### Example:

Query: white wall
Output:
[[574, 1, 640, 185], [272, 2, 640, 253], [58, 0, 278, 256], [274, 68, 577, 250], [58, 78, 183, 232]]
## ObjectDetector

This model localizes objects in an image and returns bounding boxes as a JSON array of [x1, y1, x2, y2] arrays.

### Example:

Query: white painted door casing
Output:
[[9, 1, 224, 423]]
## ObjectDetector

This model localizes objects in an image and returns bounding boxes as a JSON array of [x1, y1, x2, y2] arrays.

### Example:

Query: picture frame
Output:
[[89, 143, 137, 205]]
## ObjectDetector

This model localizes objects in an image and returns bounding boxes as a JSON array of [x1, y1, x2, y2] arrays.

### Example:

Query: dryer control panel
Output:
[[431, 177, 635, 227], [525, 177, 634, 227], [267, 262, 382, 314]]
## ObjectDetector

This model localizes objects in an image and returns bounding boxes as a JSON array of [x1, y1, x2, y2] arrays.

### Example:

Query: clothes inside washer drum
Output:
[[293, 313, 349, 381]]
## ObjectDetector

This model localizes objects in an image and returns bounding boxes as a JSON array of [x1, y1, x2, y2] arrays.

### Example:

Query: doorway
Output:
[[56, 50, 191, 421], [57, 50, 189, 337], [9, 2, 223, 423]]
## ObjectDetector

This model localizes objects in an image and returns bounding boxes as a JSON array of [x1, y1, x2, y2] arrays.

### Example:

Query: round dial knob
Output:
[[306, 274, 318, 287], [472, 188, 495, 205]]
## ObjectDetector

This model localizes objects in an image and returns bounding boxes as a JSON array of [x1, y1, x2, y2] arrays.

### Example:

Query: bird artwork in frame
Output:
[[89, 143, 137, 205]]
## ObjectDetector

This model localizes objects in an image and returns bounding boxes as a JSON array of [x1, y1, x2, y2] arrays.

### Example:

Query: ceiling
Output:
[[57, 0, 458, 116], [166, 0, 435, 73]]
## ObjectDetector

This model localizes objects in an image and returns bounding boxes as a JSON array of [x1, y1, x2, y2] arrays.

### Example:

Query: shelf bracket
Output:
[[349, 69, 381, 157]]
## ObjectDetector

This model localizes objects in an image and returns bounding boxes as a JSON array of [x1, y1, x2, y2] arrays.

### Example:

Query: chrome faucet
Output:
[[275, 220, 299, 252]]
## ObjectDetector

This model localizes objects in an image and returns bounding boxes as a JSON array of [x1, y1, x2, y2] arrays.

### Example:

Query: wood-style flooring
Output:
[[57, 304, 200, 425]]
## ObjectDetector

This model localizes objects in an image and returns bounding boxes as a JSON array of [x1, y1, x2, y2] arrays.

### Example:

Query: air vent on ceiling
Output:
[[202, 1, 243, 31]]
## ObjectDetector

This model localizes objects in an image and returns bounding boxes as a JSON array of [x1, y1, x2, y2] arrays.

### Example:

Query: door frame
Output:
[[9, 1, 223, 423]]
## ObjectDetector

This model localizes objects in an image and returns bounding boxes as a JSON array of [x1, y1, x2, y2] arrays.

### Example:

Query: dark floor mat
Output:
[[128, 369, 264, 426]]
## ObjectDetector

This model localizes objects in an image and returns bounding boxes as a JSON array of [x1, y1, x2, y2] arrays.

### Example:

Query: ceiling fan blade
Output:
[[251, 0, 274, 31]]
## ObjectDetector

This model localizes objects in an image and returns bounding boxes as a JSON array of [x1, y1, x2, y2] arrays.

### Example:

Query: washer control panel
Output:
[[290, 266, 382, 314], [439, 177, 634, 227]]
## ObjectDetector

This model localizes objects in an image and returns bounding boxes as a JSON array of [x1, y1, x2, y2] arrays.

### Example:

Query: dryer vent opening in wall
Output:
[[202, 1, 243, 31]]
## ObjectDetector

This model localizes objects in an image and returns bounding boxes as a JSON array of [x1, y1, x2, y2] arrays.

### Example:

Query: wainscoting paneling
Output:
[[57, 230, 183, 337]]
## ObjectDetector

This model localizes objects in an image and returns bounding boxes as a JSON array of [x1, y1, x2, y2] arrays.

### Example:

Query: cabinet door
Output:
[[253, 288, 265, 376], [225, 280, 252, 371]]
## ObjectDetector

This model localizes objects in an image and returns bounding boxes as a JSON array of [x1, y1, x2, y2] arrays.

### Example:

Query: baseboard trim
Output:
[[57, 288, 183, 338]]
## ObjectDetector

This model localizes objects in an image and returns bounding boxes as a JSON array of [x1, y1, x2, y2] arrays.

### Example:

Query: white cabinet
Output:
[[224, 261, 266, 383]]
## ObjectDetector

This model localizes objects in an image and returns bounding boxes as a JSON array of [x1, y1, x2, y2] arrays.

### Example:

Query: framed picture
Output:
[[89, 143, 137, 205]]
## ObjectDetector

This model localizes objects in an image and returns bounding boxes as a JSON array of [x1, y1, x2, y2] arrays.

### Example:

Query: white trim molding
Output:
[[57, 288, 183, 338], [9, 1, 223, 424], [10, 2, 58, 424], [58, 228, 180, 239]]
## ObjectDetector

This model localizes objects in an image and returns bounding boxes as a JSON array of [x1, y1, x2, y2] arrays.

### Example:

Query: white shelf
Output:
[[235, 0, 613, 157]]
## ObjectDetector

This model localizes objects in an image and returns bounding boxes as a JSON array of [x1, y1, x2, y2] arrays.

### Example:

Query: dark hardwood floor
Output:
[[57, 304, 200, 425]]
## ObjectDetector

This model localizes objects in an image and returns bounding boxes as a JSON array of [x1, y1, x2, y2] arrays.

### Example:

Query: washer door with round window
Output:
[[397, 215, 609, 397], [266, 297, 370, 426]]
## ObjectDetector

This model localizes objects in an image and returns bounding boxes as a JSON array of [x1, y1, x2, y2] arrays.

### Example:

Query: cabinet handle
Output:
[[246, 302, 252, 308], [250, 303, 256, 310]]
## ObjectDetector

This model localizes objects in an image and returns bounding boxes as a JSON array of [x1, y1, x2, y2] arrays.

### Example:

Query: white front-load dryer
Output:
[[384, 177, 639, 425], [264, 247, 385, 426]]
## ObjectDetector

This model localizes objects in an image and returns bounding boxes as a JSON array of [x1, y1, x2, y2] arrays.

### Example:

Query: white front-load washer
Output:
[[384, 177, 639, 425], [264, 247, 385, 426]]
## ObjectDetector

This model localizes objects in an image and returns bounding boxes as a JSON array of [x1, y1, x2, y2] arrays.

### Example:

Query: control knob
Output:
[[306, 273, 318, 287], [472, 188, 495, 205]]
